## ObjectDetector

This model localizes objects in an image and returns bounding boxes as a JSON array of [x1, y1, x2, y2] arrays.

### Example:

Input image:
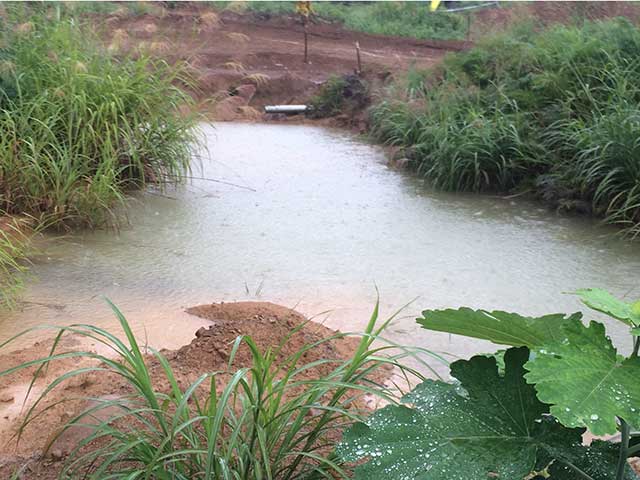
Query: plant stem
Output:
[[616, 419, 630, 480], [632, 337, 639, 358], [627, 443, 640, 457], [563, 460, 597, 480]]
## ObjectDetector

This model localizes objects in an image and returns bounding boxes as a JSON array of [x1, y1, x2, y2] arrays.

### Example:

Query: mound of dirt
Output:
[[180, 301, 359, 367], [0, 302, 386, 479]]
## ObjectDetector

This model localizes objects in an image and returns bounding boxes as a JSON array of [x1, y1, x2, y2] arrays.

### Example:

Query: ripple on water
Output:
[[3, 123, 640, 376]]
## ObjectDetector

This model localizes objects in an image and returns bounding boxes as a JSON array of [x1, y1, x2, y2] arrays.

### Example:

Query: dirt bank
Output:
[[92, 2, 640, 126], [0, 301, 389, 479], [95, 5, 460, 124]]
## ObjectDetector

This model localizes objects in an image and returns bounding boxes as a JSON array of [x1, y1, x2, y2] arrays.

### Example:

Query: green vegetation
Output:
[[215, 1, 467, 40], [1, 302, 432, 479], [0, 5, 197, 304], [309, 76, 348, 118], [371, 19, 640, 237], [308, 74, 368, 119], [340, 288, 640, 480], [0, 218, 34, 308], [0, 7, 197, 228], [24, 2, 158, 17]]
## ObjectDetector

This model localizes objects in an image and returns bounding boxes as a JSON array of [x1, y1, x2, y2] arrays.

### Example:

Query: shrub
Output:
[[308, 76, 348, 118]]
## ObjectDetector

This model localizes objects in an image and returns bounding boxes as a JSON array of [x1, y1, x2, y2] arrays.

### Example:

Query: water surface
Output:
[[3, 123, 640, 375]]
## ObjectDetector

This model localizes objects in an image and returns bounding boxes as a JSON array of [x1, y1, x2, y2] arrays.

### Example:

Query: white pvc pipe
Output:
[[264, 105, 309, 114], [440, 1, 499, 13]]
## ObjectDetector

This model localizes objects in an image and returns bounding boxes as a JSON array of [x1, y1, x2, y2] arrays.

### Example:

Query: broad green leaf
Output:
[[547, 440, 638, 480], [525, 319, 640, 436], [489, 349, 506, 374], [575, 288, 640, 326], [338, 348, 622, 480], [417, 307, 582, 347], [633, 301, 640, 324]]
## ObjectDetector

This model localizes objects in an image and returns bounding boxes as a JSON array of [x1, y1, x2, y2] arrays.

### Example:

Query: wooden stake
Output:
[[296, 1, 312, 63], [303, 22, 309, 64], [355, 41, 362, 75]]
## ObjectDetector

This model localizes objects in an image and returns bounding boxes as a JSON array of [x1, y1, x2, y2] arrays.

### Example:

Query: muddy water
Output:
[[3, 123, 640, 375]]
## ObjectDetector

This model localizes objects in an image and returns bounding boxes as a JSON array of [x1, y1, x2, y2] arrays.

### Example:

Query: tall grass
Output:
[[1, 302, 438, 479], [370, 18, 640, 236], [0, 7, 198, 228]]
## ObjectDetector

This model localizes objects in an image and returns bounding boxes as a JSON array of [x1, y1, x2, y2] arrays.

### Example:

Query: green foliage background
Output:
[[215, 1, 467, 40]]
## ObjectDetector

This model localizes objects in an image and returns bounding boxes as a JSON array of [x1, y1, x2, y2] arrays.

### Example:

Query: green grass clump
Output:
[[309, 76, 348, 118], [308, 74, 368, 119], [214, 1, 467, 40], [313, 1, 465, 41], [0, 7, 197, 228], [370, 18, 640, 237], [2, 302, 434, 479]]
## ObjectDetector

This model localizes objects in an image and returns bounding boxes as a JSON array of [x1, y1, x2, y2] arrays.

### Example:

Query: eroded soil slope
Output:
[[94, 2, 640, 123], [97, 6, 464, 121]]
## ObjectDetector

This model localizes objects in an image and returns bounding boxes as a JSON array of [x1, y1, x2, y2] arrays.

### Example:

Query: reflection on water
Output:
[[2, 123, 640, 375]]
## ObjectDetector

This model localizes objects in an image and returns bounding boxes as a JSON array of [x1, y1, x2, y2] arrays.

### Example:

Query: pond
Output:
[[3, 123, 640, 375]]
